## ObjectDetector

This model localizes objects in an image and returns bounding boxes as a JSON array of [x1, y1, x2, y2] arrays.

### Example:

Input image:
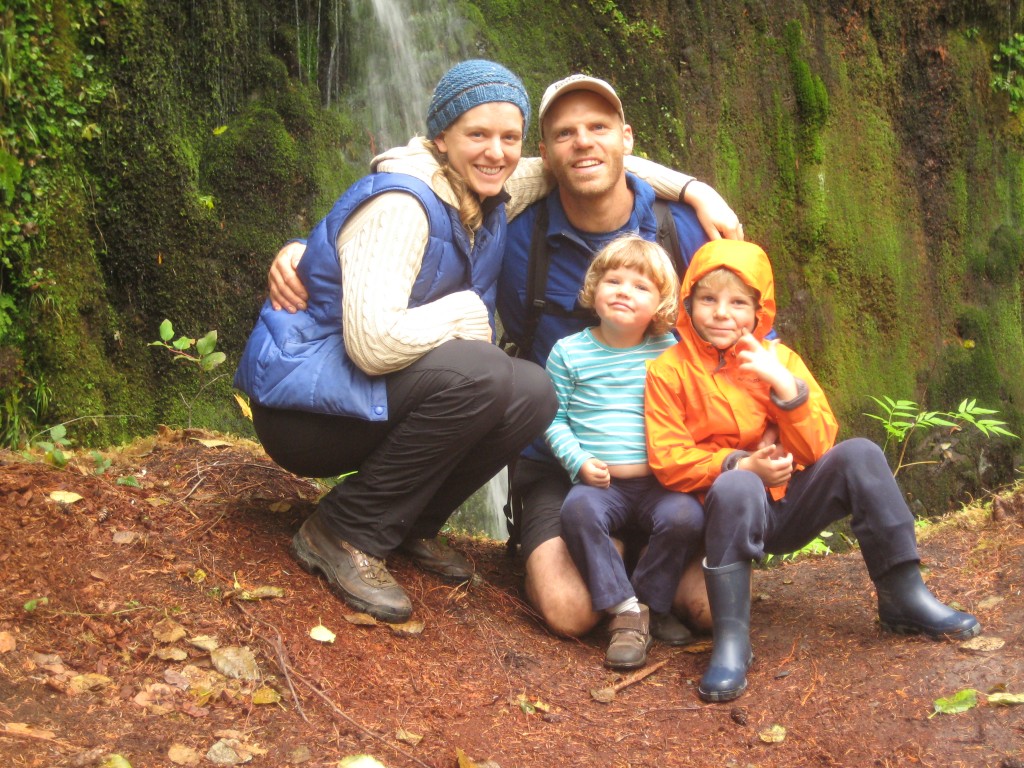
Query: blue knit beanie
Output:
[[425, 60, 530, 139]]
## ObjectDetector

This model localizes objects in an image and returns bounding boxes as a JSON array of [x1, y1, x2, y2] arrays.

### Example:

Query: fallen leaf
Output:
[[959, 636, 1005, 653], [4, 722, 56, 739], [395, 727, 422, 745], [156, 647, 188, 661], [251, 686, 282, 705], [188, 634, 219, 652], [987, 691, 1024, 706], [343, 613, 378, 627], [388, 620, 424, 637], [112, 530, 143, 545], [133, 682, 177, 714], [310, 624, 337, 643], [0, 632, 15, 653], [233, 393, 252, 420], [100, 756, 133, 768], [153, 619, 187, 644], [193, 438, 230, 448], [68, 673, 112, 694], [49, 491, 83, 504], [758, 724, 786, 743], [234, 585, 285, 601], [337, 757, 387, 768], [932, 688, 979, 716], [268, 500, 291, 513], [168, 744, 202, 766], [210, 646, 259, 680]]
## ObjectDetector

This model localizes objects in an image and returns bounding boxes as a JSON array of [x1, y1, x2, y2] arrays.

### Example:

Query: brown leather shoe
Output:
[[291, 511, 412, 623], [398, 536, 474, 583], [605, 606, 652, 670]]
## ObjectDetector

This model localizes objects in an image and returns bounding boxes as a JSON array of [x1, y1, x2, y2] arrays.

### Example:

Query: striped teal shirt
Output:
[[544, 328, 677, 482]]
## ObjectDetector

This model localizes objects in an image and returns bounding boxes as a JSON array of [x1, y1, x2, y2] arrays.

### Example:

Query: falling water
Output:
[[343, 0, 473, 152]]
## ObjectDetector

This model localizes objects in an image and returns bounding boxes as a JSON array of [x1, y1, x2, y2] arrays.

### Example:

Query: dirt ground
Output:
[[1, 429, 1022, 768]]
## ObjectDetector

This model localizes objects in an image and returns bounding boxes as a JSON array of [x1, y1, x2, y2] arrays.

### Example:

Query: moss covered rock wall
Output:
[[1, 0, 1022, 511]]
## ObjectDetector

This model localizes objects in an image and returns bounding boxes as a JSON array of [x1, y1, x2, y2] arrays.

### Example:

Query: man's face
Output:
[[539, 90, 634, 201]]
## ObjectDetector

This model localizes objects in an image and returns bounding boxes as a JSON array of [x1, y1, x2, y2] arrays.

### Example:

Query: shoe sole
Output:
[[698, 679, 748, 703], [879, 618, 982, 641], [290, 536, 412, 624]]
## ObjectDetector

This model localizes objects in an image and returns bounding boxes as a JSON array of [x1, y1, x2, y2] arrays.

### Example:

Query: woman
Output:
[[234, 60, 556, 623]]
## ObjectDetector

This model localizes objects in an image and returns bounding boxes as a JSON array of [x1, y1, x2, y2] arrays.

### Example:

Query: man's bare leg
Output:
[[524, 537, 601, 637], [674, 555, 712, 632]]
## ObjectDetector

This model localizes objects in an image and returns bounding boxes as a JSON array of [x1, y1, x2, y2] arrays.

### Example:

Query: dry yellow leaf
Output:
[[252, 686, 282, 705], [49, 491, 83, 504], [310, 624, 337, 643]]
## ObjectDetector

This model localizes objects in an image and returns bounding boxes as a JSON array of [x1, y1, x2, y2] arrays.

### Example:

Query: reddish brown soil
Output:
[[1, 430, 1022, 768]]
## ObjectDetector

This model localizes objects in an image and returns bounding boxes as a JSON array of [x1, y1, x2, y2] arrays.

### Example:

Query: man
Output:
[[266, 74, 742, 637], [497, 76, 737, 642]]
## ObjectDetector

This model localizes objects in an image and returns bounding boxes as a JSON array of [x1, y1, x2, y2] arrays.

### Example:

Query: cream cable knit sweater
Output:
[[338, 139, 693, 377]]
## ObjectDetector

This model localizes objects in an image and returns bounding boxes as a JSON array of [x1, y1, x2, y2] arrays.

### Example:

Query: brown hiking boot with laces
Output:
[[291, 510, 412, 623]]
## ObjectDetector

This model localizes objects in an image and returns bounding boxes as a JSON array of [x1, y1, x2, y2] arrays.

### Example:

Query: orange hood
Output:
[[678, 239, 776, 343]]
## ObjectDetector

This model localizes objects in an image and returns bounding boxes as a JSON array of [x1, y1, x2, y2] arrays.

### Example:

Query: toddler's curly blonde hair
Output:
[[579, 236, 680, 336]]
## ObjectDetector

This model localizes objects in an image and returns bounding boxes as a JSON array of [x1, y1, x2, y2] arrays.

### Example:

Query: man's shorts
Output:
[[511, 457, 573, 560]]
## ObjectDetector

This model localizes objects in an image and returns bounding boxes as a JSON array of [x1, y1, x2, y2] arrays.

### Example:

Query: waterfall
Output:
[[343, 0, 472, 152]]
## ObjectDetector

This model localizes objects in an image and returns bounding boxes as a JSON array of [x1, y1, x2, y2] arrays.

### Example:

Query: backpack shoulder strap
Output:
[[522, 204, 551, 357], [654, 198, 686, 277]]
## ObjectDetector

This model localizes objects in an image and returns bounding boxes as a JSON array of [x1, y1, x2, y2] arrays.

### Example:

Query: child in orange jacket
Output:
[[645, 239, 980, 703]]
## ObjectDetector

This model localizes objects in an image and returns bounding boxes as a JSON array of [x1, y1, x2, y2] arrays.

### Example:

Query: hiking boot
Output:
[[605, 606, 651, 670], [291, 511, 412, 623], [398, 536, 474, 583], [651, 611, 694, 646]]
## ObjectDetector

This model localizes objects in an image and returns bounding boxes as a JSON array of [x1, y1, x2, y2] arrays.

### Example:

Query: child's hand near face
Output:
[[735, 332, 798, 402], [579, 457, 611, 488], [737, 443, 793, 488]]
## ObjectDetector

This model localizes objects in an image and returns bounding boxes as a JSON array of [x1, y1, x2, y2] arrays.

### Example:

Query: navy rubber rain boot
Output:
[[698, 560, 753, 703], [875, 561, 981, 640]]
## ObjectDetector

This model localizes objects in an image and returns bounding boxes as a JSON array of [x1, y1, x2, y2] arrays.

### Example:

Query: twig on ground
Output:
[[591, 660, 668, 702], [232, 603, 308, 724]]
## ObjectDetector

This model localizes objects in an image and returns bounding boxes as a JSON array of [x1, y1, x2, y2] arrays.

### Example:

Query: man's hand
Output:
[[737, 444, 793, 488], [684, 180, 744, 241], [579, 458, 610, 488], [268, 241, 309, 313]]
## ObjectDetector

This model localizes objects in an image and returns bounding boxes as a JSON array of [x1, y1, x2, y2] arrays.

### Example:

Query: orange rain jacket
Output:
[[645, 240, 839, 500]]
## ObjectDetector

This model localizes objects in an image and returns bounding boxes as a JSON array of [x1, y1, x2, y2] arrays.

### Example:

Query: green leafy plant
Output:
[[90, 449, 111, 475], [23, 596, 49, 612], [150, 319, 227, 372], [865, 397, 1017, 476], [764, 532, 832, 564], [26, 423, 72, 468], [150, 319, 229, 428], [992, 32, 1024, 113]]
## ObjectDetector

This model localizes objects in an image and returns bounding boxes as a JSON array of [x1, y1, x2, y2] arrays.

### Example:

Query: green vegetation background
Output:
[[1, 0, 1022, 514]]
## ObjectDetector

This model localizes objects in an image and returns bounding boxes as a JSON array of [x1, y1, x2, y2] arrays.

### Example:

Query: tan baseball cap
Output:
[[537, 74, 626, 135]]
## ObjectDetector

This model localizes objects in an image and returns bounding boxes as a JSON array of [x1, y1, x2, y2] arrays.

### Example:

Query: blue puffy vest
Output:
[[234, 172, 507, 420]]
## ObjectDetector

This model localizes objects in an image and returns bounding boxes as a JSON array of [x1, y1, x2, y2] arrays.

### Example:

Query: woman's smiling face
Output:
[[433, 102, 524, 199]]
